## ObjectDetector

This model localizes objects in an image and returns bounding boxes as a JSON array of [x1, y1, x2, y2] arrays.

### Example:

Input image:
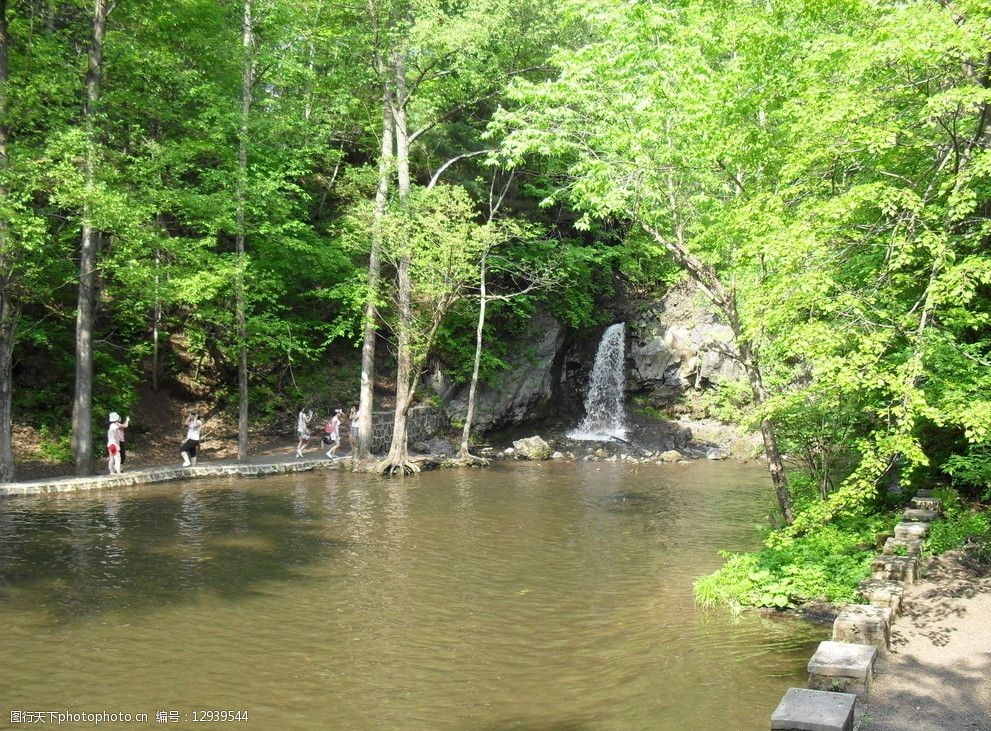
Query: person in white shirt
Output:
[[348, 404, 359, 453], [107, 412, 129, 475], [295, 408, 313, 458], [181, 412, 203, 467], [325, 408, 343, 458]]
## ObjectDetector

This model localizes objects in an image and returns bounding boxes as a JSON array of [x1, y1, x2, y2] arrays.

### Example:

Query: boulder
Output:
[[658, 450, 682, 462], [512, 436, 552, 460]]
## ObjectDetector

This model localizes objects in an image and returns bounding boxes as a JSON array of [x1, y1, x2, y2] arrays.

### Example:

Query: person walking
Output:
[[181, 412, 203, 467], [325, 408, 343, 459], [295, 407, 314, 458], [347, 404, 359, 453], [107, 412, 129, 475]]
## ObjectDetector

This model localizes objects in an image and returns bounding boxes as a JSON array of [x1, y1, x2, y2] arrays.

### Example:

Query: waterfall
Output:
[[568, 322, 628, 440]]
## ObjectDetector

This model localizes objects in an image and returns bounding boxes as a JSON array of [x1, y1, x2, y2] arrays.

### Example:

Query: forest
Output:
[[1, 0, 989, 605]]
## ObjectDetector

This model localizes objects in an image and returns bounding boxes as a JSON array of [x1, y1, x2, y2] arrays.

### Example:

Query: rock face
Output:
[[512, 436, 552, 460], [433, 312, 568, 432], [412, 437, 454, 456], [628, 281, 745, 400]]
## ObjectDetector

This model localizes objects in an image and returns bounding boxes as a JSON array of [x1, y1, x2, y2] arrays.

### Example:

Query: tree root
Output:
[[377, 457, 421, 476]]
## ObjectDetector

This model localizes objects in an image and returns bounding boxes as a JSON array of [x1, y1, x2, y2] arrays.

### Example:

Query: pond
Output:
[[0, 461, 825, 730]]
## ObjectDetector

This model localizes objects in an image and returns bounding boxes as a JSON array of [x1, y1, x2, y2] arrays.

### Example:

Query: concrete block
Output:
[[770, 687, 856, 731], [903, 508, 939, 522], [894, 521, 928, 540], [807, 641, 877, 698], [856, 579, 904, 615], [910, 497, 941, 512], [871, 555, 917, 584], [833, 604, 892, 651], [882, 536, 922, 557]]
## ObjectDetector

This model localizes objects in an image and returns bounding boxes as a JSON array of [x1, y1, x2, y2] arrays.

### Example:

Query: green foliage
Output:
[[701, 381, 754, 425], [695, 511, 899, 609], [943, 448, 991, 502], [36, 426, 73, 464], [924, 488, 991, 554]]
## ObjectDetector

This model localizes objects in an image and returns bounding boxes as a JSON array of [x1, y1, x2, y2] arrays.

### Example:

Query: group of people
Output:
[[105, 410, 203, 475], [295, 405, 358, 459], [103, 403, 357, 476]]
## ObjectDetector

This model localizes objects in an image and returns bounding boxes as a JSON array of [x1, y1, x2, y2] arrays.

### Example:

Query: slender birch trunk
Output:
[[70, 0, 108, 476], [357, 85, 393, 459], [458, 252, 487, 458], [151, 247, 161, 391], [235, 0, 254, 462], [382, 52, 415, 474]]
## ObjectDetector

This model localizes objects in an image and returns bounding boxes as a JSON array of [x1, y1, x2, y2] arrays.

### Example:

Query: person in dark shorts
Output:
[[181, 412, 203, 467]]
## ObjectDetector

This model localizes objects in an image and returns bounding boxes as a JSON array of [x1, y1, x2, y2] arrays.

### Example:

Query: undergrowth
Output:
[[695, 481, 991, 611], [694, 511, 897, 610], [925, 488, 991, 556]]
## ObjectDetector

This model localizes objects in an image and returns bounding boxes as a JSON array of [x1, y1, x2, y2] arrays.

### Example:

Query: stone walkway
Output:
[[860, 552, 991, 731], [0, 454, 343, 497]]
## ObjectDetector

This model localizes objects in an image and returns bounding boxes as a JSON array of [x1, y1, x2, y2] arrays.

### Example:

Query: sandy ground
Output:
[[861, 551, 991, 731]]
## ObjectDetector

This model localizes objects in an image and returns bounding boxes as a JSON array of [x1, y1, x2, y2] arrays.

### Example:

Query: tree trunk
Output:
[[459, 252, 487, 458], [0, 303, 15, 483], [235, 0, 254, 462], [151, 246, 161, 391], [381, 52, 416, 474], [357, 85, 393, 459], [735, 335, 794, 523], [0, 0, 16, 483], [70, 0, 108, 476], [642, 221, 794, 523]]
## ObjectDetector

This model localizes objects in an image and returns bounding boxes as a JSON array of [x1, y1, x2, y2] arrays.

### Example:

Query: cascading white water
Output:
[[568, 322, 628, 440]]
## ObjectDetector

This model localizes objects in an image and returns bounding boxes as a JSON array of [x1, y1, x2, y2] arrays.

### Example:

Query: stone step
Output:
[[902, 507, 939, 522], [807, 640, 878, 698], [882, 536, 923, 557], [856, 578, 905, 615], [870, 555, 917, 585], [771, 687, 856, 731], [910, 496, 942, 512], [915, 488, 934, 498], [833, 604, 892, 651], [894, 521, 929, 540]]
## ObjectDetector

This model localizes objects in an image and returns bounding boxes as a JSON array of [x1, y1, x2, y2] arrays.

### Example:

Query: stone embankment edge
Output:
[[0, 459, 341, 498], [770, 491, 944, 731]]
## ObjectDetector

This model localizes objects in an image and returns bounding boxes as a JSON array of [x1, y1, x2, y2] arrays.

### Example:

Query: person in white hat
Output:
[[107, 412, 129, 475]]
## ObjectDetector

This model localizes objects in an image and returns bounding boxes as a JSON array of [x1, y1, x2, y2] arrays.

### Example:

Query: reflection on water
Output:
[[0, 462, 825, 730]]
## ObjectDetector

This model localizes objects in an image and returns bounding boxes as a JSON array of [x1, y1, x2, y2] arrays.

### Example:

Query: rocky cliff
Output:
[[431, 311, 571, 432], [627, 281, 745, 402], [433, 282, 751, 439]]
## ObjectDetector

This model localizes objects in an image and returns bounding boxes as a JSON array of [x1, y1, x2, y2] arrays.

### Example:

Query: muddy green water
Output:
[[0, 461, 826, 730]]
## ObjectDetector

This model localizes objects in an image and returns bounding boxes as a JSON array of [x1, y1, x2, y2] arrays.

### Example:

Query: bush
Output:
[[694, 512, 898, 610], [37, 425, 73, 463], [925, 488, 991, 555]]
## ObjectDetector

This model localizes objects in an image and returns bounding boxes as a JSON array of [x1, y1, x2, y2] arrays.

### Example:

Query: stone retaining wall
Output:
[[370, 405, 448, 453], [0, 459, 340, 498]]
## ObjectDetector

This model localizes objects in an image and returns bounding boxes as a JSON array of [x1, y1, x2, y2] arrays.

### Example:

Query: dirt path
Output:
[[861, 552, 991, 731]]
